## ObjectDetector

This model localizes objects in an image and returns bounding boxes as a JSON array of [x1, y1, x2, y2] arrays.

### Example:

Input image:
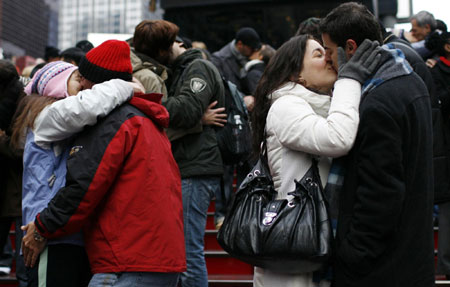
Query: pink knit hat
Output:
[[24, 61, 78, 99]]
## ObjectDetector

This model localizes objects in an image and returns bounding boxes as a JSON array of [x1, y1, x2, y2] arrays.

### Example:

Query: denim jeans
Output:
[[180, 176, 220, 287], [88, 272, 179, 287]]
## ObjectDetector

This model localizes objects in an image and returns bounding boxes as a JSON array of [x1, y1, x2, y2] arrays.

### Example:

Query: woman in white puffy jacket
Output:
[[250, 35, 380, 286]]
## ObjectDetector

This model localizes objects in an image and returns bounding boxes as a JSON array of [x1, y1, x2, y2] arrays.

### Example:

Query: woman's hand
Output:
[[202, 101, 227, 127], [129, 77, 146, 94], [426, 58, 437, 69], [21, 222, 47, 268]]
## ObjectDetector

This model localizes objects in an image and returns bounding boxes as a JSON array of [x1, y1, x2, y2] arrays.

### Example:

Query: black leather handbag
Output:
[[217, 146, 332, 274]]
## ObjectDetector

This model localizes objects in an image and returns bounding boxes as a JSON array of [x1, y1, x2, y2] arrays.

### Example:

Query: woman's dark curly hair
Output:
[[251, 35, 310, 155]]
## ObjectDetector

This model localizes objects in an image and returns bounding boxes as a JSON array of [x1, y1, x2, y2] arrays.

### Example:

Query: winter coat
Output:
[[22, 80, 133, 246], [243, 59, 265, 95], [385, 36, 449, 203], [130, 48, 201, 141], [130, 48, 168, 96], [431, 57, 450, 203], [254, 79, 361, 286], [334, 71, 435, 286], [35, 93, 186, 275], [211, 41, 247, 92], [164, 49, 225, 178]]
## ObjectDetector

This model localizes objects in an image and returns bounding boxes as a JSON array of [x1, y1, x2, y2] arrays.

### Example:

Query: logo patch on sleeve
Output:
[[190, 78, 207, 93]]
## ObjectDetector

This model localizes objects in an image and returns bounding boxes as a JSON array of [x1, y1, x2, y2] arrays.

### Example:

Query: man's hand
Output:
[[21, 222, 47, 268], [202, 101, 227, 127]]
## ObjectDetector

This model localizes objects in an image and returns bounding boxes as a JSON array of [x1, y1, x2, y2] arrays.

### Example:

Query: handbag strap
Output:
[[261, 131, 323, 191], [260, 131, 269, 162], [310, 156, 324, 191]]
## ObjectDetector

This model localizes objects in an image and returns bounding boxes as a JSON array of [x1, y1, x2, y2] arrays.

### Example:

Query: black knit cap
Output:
[[78, 40, 133, 84], [235, 27, 262, 50]]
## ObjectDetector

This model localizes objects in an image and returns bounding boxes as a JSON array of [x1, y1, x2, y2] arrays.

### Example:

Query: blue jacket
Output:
[[22, 131, 83, 245]]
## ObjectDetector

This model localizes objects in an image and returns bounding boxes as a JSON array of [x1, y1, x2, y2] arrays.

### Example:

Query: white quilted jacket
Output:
[[265, 79, 361, 200]]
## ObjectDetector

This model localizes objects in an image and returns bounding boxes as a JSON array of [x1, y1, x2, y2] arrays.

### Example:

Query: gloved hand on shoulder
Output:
[[337, 39, 382, 84]]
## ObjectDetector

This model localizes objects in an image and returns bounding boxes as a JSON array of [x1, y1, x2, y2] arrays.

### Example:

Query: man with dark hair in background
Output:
[[211, 27, 261, 94], [320, 2, 435, 286], [210, 27, 261, 229]]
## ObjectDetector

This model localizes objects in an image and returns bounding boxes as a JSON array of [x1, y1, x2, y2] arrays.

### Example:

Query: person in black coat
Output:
[[321, 3, 435, 286], [383, 26, 450, 216], [429, 31, 450, 279]]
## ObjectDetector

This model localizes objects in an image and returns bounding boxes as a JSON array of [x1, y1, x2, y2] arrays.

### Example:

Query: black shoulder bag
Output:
[[217, 141, 332, 274]]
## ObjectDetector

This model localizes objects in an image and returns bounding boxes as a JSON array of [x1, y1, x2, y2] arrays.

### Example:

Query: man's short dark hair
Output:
[[44, 46, 60, 62], [320, 2, 383, 48], [61, 47, 85, 66], [76, 40, 94, 53]]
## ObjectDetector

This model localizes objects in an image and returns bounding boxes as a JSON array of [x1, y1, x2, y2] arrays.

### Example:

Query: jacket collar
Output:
[[270, 82, 331, 118], [129, 93, 170, 128], [130, 48, 168, 80], [172, 49, 203, 69]]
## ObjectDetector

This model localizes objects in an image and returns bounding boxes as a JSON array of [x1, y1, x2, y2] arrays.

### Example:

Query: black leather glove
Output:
[[338, 39, 382, 85]]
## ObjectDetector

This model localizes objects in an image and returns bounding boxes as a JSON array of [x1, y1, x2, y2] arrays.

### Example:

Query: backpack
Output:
[[216, 79, 252, 165]]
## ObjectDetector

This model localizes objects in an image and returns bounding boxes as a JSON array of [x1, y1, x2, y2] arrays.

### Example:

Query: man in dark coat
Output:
[[320, 2, 435, 286], [210, 27, 261, 229], [149, 23, 225, 287], [383, 28, 449, 209], [211, 27, 261, 93]]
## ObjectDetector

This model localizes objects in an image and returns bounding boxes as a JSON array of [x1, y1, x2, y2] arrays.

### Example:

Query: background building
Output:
[[58, 0, 163, 49], [0, 0, 55, 59], [46, 0, 60, 48], [162, 0, 398, 52]]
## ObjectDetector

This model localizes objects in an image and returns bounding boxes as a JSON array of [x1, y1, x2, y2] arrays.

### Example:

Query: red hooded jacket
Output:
[[35, 93, 186, 274]]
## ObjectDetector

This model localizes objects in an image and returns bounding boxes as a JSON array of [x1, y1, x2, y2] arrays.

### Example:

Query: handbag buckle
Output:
[[262, 212, 277, 226]]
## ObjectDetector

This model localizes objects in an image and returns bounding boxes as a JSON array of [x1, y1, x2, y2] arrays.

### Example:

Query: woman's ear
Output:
[[345, 39, 358, 58]]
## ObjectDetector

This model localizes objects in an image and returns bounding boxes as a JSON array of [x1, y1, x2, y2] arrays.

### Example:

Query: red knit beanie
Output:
[[78, 40, 132, 84]]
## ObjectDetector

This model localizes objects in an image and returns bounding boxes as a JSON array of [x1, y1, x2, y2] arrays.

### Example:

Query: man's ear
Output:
[[345, 39, 358, 58], [425, 24, 431, 34]]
